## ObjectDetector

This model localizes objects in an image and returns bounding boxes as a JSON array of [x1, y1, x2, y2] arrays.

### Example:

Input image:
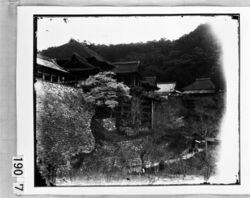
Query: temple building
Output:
[[181, 78, 216, 109], [36, 54, 69, 83], [157, 82, 176, 95], [112, 61, 142, 86], [36, 39, 160, 131], [182, 78, 216, 95]]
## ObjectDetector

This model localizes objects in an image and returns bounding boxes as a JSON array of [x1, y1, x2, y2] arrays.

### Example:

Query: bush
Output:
[[36, 80, 95, 185]]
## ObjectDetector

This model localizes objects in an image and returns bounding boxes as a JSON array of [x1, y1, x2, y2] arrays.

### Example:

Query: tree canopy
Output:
[[80, 71, 131, 109], [89, 24, 224, 90]]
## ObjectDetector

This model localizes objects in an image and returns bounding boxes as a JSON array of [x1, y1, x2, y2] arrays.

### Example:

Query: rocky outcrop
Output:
[[36, 80, 95, 184]]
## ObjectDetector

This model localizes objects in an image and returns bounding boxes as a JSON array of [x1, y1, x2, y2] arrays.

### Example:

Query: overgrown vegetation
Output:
[[80, 71, 131, 143], [36, 23, 225, 185], [89, 24, 223, 90], [36, 72, 131, 185], [36, 80, 95, 185], [36, 76, 224, 186]]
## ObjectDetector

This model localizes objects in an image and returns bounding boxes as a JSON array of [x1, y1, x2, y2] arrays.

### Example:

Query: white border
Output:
[[16, 6, 249, 195]]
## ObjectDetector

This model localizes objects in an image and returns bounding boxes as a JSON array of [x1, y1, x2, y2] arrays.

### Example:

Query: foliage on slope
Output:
[[36, 80, 95, 184], [89, 24, 224, 90]]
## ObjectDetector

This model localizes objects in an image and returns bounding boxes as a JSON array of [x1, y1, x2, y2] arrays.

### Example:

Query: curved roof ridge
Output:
[[36, 54, 68, 73], [62, 52, 98, 70], [183, 78, 215, 91]]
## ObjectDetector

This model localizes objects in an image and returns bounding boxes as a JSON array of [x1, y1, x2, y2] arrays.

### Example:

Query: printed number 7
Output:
[[14, 183, 23, 191]]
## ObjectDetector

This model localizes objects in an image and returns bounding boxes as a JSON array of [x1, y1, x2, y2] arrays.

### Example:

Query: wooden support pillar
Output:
[[151, 100, 155, 129]]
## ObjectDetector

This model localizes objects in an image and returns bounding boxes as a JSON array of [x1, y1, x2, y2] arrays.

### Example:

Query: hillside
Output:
[[89, 24, 224, 90], [40, 24, 224, 90]]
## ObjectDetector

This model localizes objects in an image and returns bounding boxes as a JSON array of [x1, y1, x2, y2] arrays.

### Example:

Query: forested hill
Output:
[[89, 24, 225, 90]]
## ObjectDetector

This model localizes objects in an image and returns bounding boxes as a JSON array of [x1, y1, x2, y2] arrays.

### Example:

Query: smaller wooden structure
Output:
[[112, 61, 159, 130], [182, 78, 216, 95], [182, 78, 216, 109], [112, 61, 142, 86], [36, 54, 69, 83], [157, 82, 176, 95]]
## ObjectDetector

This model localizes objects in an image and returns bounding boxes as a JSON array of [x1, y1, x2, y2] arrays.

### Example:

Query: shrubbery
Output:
[[35, 72, 224, 185], [36, 72, 131, 185], [36, 80, 95, 185]]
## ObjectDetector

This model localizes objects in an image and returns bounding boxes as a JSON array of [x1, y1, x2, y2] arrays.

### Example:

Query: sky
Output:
[[37, 15, 233, 51]]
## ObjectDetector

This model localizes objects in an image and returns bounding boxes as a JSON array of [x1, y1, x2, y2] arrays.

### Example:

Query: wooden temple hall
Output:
[[35, 39, 159, 129], [36, 54, 69, 83]]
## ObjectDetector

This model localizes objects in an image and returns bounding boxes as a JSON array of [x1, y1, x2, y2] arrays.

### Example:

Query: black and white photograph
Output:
[[33, 14, 239, 187], [14, 7, 248, 195]]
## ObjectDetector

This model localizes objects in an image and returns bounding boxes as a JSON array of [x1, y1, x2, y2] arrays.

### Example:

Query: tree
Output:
[[88, 24, 223, 90], [183, 95, 224, 180], [36, 74, 130, 186], [80, 71, 131, 144]]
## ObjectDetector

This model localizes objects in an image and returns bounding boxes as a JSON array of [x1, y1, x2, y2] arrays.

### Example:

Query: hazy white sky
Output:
[[37, 16, 233, 50]]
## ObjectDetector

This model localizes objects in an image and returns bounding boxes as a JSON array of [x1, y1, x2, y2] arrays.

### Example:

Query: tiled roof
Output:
[[37, 54, 68, 73], [62, 52, 99, 71], [112, 61, 140, 74], [41, 39, 115, 70], [182, 78, 215, 93], [157, 82, 176, 93], [41, 39, 106, 62]]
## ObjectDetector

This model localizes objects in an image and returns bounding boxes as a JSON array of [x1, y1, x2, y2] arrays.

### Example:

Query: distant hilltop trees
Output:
[[88, 24, 225, 91]]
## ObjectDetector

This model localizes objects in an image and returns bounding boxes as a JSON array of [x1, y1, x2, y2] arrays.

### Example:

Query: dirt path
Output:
[[145, 148, 204, 168]]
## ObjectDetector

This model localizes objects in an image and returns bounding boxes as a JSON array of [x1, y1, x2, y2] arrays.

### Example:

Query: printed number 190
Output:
[[12, 156, 24, 177]]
